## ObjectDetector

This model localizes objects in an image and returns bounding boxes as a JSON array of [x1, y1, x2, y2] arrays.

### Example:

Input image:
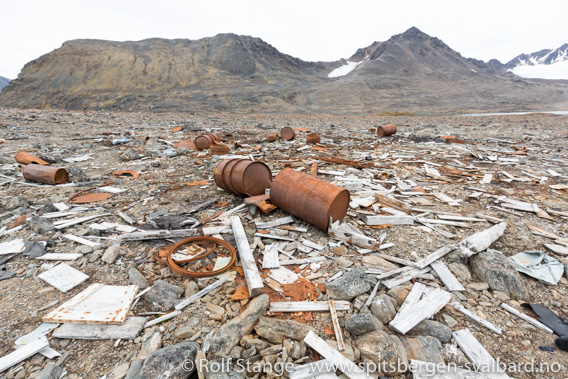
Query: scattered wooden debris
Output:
[[430, 260, 465, 291], [452, 329, 509, 377], [232, 216, 264, 297], [499, 303, 553, 334], [38, 263, 89, 293], [452, 303, 502, 334], [53, 317, 146, 339], [269, 301, 351, 313], [0, 337, 50, 373]]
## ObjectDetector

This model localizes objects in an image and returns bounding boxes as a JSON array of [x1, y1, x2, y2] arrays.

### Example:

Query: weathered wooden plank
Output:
[[500, 303, 553, 334], [43, 284, 138, 324], [382, 267, 431, 289], [438, 215, 487, 222], [117, 229, 197, 242], [62, 234, 101, 247], [0, 337, 49, 373], [474, 213, 505, 224], [304, 331, 372, 379], [481, 174, 493, 184], [302, 240, 325, 251], [430, 260, 464, 291], [38, 263, 89, 293], [270, 301, 350, 313], [457, 222, 507, 258], [452, 303, 502, 334], [268, 267, 299, 285], [544, 243, 568, 256], [363, 215, 414, 226], [144, 310, 181, 328], [328, 300, 345, 351], [328, 221, 381, 250], [375, 193, 412, 213], [279, 257, 326, 266], [232, 216, 264, 298], [414, 245, 456, 269], [452, 329, 508, 377], [175, 278, 226, 311], [389, 285, 452, 334], [54, 214, 110, 229], [416, 218, 470, 228], [262, 244, 280, 269], [254, 233, 296, 242], [53, 317, 147, 339], [364, 281, 381, 307], [255, 216, 295, 230], [36, 253, 83, 261]]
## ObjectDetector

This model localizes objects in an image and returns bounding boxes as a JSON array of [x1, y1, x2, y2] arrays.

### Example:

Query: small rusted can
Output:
[[194, 134, 221, 150], [306, 133, 321, 144], [377, 124, 397, 137], [270, 168, 350, 231], [21, 165, 68, 185], [266, 133, 279, 142], [210, 143, 230, 155], [214, 159, 272, 196], [281, 127, 295, 141]]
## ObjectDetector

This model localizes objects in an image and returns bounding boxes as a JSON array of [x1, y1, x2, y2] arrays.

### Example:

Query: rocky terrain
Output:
[[0, 76, 9, 92], [1, 28, 568, 114], [0, 108, 567, 378]]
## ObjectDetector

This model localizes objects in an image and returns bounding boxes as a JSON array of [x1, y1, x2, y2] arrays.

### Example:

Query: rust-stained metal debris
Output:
[[281, 127, 296, 141], [266, 133, 279, 142], [214, 158, 272, 196], [377, 124, 397, 137], [174, 139, 197, 150], [71, 193, 114, 204], [270, 168, 350, 231], [15, 152, 50, 165], [316, 157, 374, 168], [210, 143, 230, 155], [21, 165, 68, 185], [194, 133, 221, 150], [306, 133, 321, 144], [112, 170, 140, 179]]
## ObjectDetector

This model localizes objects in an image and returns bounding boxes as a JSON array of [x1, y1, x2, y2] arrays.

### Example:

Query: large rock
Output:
[[254, 317, 315, 343], [361, 255, 399, 271], [387, 284, 412, 307], [124, 360, 143, 379], [355, 330, 408, 376], [469, 249, 527, 300], [407, 320, 452, 343], [370, 294, 397, 324], [102, 244, 122, 264], [208, 294, 269, 358], [129, 268, 148, 289], [144, 280, 184, 311], [326, 268, 372, 300], [140, 342, 198, 379], [401, 336, 444, 364], [345, 314, 384, 335]]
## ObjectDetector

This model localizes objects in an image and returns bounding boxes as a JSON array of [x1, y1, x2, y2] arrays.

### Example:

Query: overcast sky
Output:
[[1, 0, 567, 79]]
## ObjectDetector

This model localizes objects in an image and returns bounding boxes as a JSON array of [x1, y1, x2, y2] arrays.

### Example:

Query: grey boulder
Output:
[[140, 342, 199, 379], [326, 268, 372, 300]]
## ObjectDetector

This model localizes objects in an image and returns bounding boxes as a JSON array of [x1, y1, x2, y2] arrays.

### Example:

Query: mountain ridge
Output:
[[1, 27, 568, 114]]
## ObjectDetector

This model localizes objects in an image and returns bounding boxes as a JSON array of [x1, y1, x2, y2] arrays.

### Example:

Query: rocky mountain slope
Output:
[[506, 43, 568, 68], [1, 28, 568, 114], [0, 76, 9, 92]]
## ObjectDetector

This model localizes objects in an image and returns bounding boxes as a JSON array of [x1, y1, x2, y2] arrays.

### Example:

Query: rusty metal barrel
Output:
[[194, 134, 221, 150], [377, 124, 397, 137], [210, 143, 230, 155], [21, 165, 68, 185], [266, 133, 279, 142], [214, 159, 272, 197], [280, 127, 295, 141], [270, 168, 350, 231], [306, 133, 321, 144]]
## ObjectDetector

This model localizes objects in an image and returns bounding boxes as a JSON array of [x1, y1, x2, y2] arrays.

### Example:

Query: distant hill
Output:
[[505, 43, 568, 80], [1, 28, 568, 114], [0, 76, 9, 92]]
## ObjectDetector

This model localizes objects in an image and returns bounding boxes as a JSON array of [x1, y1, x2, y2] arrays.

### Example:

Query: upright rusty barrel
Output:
[[210, 143, 230, 155], [21, 165, 68, 185], [194, 134, 221, 150], [214, 159, 272, 197], [280, 127, 295, 141], [377, 124, 397, 137], [270, 168, 350, 231], [306, 133, 321, 144]]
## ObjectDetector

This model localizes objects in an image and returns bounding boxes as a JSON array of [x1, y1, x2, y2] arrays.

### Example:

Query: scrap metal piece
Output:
[[377, 124, 397, 137], [21, 165, 68, 185]]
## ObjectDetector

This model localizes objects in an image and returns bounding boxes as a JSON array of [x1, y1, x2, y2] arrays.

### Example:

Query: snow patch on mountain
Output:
[[510, 60, 568, 80], [328, 61, 362, 78]]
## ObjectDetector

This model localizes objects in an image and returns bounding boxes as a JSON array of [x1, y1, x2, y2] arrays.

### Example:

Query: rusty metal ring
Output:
[[164, 236, 237, 278]]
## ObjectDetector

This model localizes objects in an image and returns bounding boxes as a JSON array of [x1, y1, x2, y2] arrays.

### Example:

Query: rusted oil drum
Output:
[[266, 133, 279, 142], [306, 133, 321, 144], [270, 168, 350, 231], [280, 127, 295, 141], [194, 134, 221, 150], [377, 124, 397, 137], [15, 152, 50, 165], [210, 143, 230, 155], [214, 159, 272, 196], [21, 165, 68, 185]]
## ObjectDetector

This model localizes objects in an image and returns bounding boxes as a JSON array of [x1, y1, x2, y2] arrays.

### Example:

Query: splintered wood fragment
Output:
[[328, 300, 345, 351], [269, 301, 351, 313], [255, 216, 295, 230], [63, 234, 100, 247], [38, 263, 89, 293], [547, 208, 568, 217], [410, 359, 505, 379], [117, 211, 135, 225], [544, 244, 568, 256], [500, 303, 553, 334], [382, 267, 431, 289], [144, 310, 181, 328], [254, 233, 296, 242], [416, 220, 456, 239], [432, 193, 461, 206], [53, 317, 147, 339], [458, 222, 507, 257], [310, 162, 318, 177], [430, 260, 464, 291], [53, 214, 110, 229], [501, 201, 538, 213], [363, 215, 414, 226], [368, 265, 410, 279], [196, 351, 206, 379], [368, 252, 414, 267], [474, 213, 504, 224], [0, 337, 50, 373], [175, 278, 227, 311], [328, 221, 381, 250], [262, 244, 280, 269], [481, 174, 493, 184], [36, 253, 83, 261], [279, 257, 326, 266], [414, 245, 455, 269], [452, 303, 502, 334], [232, 216, 264, 297], [389, 284, 452, 334], [452, 329, 509, 377], [301, 240, 325, 251], [365, 281, 381, 307], [303, 331, 373, 379], [416, 218, 469, 227], [289, 359, 336, 379], [117, 229, 197, 242], [375, 193, 412, 213], [437, 215, 487, 222]]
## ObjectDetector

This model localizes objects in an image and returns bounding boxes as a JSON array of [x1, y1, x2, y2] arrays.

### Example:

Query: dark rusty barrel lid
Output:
[[195, 135, 212, 150], [213, 159, 233, 190], [222, 158, 243, 194], [231, 160, 272, 197], [281, 127, 295, 141]]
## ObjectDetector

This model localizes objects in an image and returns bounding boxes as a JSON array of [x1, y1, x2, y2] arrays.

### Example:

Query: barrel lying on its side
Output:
[[21, 165, 68, 185], [269, 168, 350, 231], [194, 134, 221, 150], [377, 124, 397, 137], [213, 159, 272, 197]]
